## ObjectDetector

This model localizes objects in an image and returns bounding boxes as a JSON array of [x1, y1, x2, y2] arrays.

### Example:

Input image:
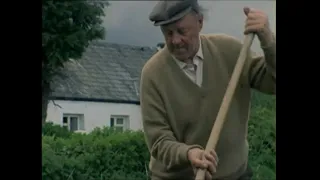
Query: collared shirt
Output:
[[172, 37, 203, 87]]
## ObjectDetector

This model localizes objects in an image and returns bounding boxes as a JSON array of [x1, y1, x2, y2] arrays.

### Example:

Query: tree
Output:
[[42, 1, 109, 123]]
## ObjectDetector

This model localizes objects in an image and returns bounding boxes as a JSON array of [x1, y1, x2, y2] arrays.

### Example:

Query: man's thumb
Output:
[[193, 159, 207, 169], [244, 6, 250, 16]]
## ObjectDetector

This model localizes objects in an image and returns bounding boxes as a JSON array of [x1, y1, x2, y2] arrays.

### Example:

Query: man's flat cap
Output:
[[149, 0, 200, 26]]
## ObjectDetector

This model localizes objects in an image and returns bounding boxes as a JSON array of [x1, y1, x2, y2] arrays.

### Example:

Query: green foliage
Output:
[[42, 0, 109, 123], [42, 127, 149, 180], [42, 91, 276, 179], [248, 90, 276, 179], [42, 122, 72, 139], [42, 1, 108, 80]]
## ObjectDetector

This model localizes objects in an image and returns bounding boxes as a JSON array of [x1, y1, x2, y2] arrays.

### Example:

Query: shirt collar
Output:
[[172, 36, 203, 69]]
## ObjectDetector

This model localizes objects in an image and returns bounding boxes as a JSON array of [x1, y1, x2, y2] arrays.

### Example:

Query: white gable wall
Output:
[[46, 100, 143, 133]]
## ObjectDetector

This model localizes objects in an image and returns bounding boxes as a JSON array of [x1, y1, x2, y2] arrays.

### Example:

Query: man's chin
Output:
[[168, 49, 188, 61], [173, 54, 188, 61]]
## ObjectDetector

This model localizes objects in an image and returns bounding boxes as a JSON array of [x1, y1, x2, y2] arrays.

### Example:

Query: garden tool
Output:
[[194, 33, 255, 180]]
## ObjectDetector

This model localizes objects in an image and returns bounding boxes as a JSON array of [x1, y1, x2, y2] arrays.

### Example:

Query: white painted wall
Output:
[[46, 100, 143, 132]]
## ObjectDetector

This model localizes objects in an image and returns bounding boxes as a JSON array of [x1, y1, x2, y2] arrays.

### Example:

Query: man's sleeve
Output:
[[244, 35, 276, 94], [140, 66, 202, 169]]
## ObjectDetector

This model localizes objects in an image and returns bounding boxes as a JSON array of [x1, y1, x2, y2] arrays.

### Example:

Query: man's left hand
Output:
[[243, 7, 274, 46]]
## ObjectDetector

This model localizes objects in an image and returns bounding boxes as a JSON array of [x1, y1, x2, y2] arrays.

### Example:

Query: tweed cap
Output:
[[149, 0, 200, 26]]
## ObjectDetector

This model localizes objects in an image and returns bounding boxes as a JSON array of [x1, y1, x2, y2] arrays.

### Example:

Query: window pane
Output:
[[70, 117, 78, 132], [110, 118, 114, 127], [116, 118, 123, 124], [63, 117, 68, 123]]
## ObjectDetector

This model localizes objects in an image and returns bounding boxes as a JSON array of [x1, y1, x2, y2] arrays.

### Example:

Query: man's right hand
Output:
[[187, 148, 219, 180]]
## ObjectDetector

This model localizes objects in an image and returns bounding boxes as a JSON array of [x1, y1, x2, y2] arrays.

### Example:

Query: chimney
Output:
[[156, 42, 165, 51]]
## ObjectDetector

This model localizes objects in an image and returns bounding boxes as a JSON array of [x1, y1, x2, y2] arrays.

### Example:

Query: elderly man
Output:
[[140, 0, 276, 180]]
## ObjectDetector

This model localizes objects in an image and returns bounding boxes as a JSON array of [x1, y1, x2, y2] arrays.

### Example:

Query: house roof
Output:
[[50, 40, 158, 104]]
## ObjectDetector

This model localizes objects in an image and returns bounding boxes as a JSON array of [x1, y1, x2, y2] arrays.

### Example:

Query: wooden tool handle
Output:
[[194, 34, 255, 180]]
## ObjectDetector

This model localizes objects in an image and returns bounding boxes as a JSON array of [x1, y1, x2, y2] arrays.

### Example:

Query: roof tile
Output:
[[50, 41, 158, 102]]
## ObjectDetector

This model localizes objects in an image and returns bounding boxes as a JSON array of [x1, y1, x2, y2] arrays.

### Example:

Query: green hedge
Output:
[[42, 91, 276, 180], [42, 127, 150, 180], [42, 122, 72, 139]]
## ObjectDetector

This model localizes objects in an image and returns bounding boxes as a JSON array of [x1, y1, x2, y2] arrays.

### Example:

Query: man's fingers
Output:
[[209, 150, 217, 159], [245, 25, 264, 34], [190, 149, 218, 176], [204, 152, 217, 167], [192, 158, 208, 169], [209, 150, 219, 164], [204, 151, 217, 176], [245, 19, 261, 27], [205, 171, 212, 180], [205, 158, 216, 175]]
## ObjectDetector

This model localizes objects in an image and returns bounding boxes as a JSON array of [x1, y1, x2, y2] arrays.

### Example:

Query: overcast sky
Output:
[[102, 1, 275, 53]]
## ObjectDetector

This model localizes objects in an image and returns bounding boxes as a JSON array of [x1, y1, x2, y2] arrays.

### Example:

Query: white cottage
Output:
[[46, 41, 158, 133]]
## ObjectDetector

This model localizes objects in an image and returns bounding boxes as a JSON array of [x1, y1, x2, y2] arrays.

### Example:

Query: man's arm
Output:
[[245, 34, 276, 94], [210, 33, 276, 94], [140, 67, 202, 169], [241, 7, 276, 94]]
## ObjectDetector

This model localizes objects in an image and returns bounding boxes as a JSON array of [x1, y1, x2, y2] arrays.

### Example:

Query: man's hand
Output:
[[188, 148, 219, 180], [243, 7, 274, 47]]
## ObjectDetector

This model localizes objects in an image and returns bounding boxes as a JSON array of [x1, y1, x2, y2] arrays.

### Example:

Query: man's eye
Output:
[[178, 29, 187, 35]]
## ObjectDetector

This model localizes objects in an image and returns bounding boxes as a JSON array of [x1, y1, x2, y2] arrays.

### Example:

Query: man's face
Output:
[[161, 12, 203, 61]]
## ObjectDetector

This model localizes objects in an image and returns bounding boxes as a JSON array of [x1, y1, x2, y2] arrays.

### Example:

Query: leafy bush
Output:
[[42, 127, 150, 180], [42, 90, 275, 179], [42, 122, 72, 139]]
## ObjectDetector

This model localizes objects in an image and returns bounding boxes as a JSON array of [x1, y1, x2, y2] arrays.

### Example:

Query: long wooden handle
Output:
[[194, 34, 255, 180]]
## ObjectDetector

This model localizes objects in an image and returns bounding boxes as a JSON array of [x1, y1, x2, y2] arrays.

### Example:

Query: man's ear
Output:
[[198, 15, 203, 29]]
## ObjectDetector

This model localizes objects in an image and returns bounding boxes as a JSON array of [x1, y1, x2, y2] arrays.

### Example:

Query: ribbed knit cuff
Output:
[[180, 144, 204, 165], [261, 39, 276, 69], [261, 40, 276, 50], [260, 33, 276, 49]]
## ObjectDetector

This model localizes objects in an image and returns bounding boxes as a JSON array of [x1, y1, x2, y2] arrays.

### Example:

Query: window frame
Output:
[[110, 115, 129, 131], [62, 113, 85, 132]]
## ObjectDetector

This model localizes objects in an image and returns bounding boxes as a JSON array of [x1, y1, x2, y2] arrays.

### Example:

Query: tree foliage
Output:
[[42, 1, 109, 122]]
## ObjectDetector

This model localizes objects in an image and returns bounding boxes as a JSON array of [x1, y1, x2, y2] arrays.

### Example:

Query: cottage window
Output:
[[62, 114, 85, 132], [110, 115, 129, 131]]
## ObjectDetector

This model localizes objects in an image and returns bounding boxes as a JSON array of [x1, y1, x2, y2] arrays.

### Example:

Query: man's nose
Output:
[[171, 33, 182, 45]]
